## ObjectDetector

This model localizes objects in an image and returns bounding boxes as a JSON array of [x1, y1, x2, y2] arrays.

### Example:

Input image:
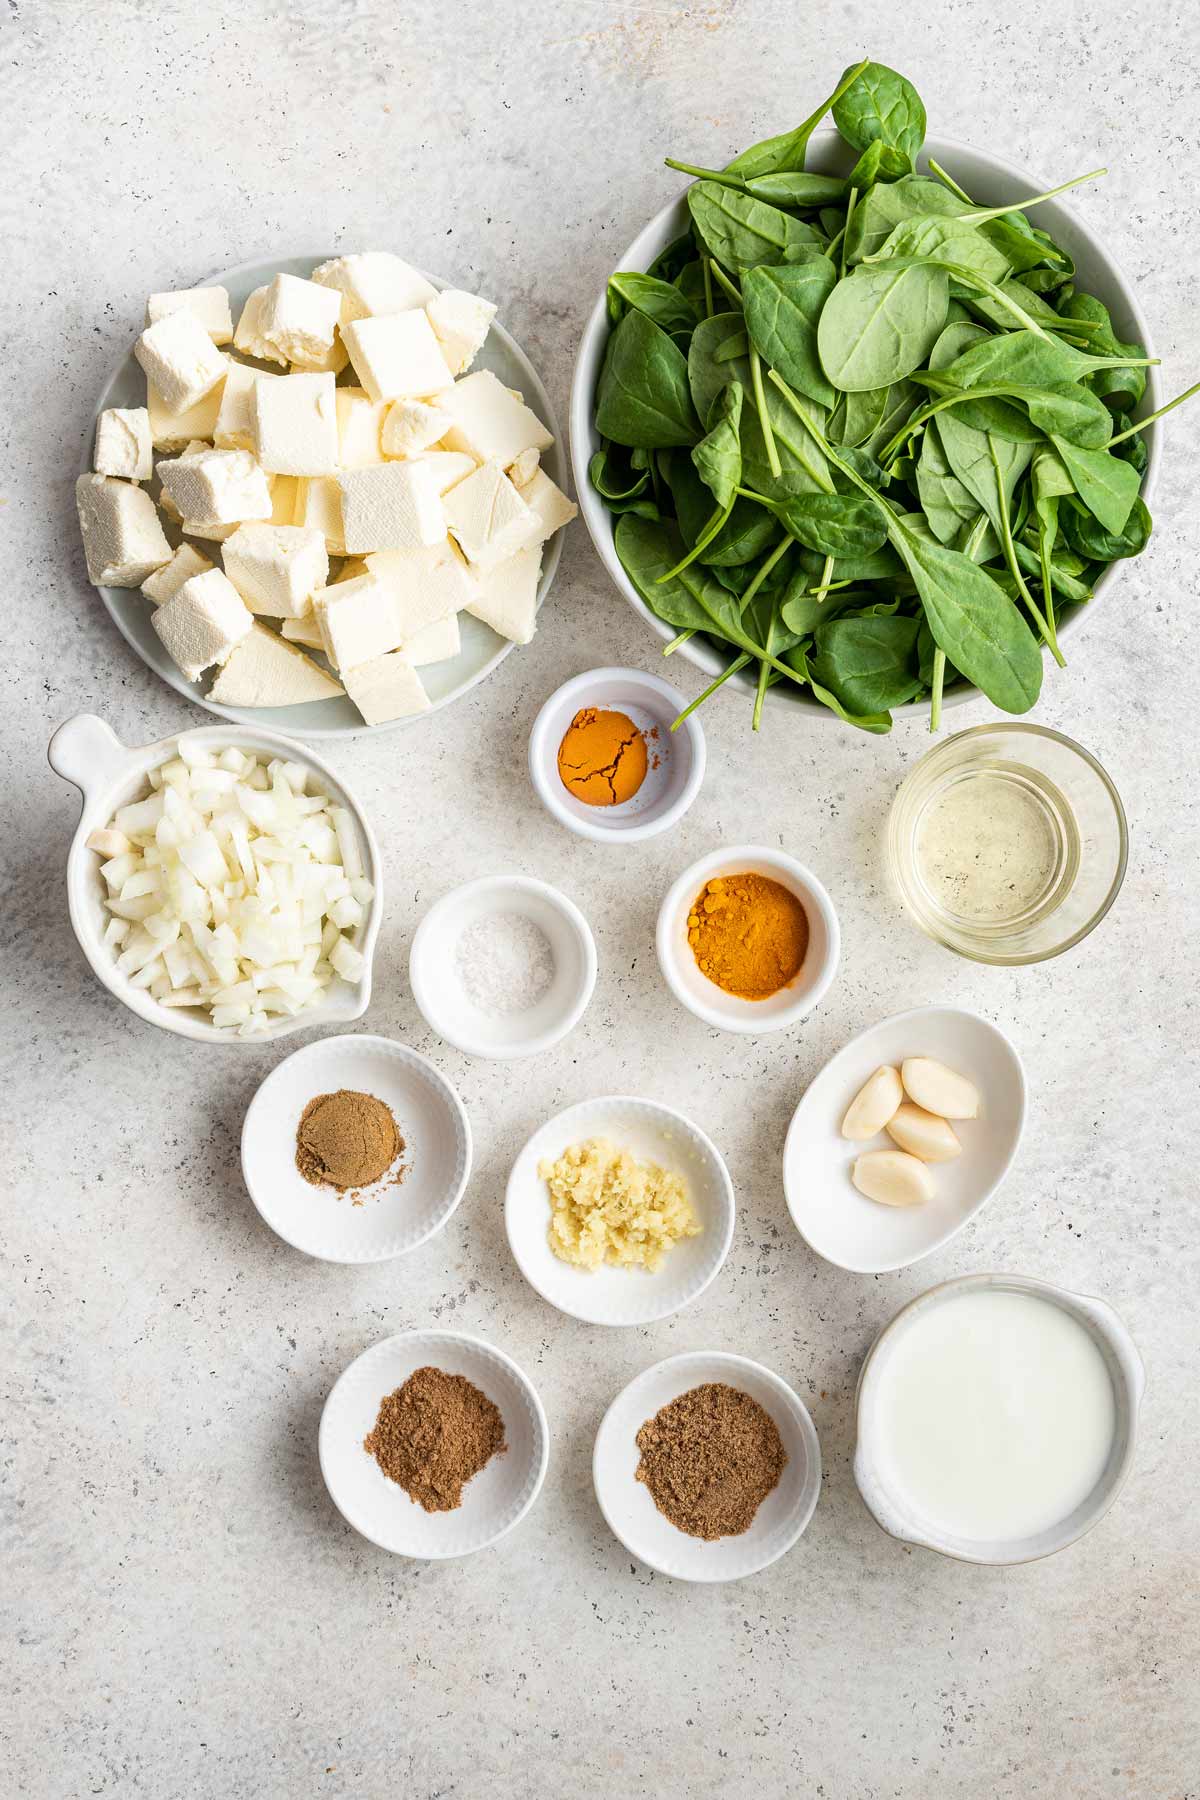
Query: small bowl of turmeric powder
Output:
[[656, 845, 840, 1034], [528, 667, 706, 843]]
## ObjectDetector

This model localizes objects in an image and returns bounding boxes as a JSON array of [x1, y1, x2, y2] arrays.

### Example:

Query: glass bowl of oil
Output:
[[887, 725, 1128, 965]]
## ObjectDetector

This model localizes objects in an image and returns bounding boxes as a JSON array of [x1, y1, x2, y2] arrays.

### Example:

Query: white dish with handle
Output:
[[48, 712, 381, 1044], [569, 133, 1159, 719], [84, 253, 567, 738]]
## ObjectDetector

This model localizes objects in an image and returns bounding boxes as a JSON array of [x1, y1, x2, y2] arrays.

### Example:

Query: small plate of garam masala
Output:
[[320, 1329, 549, 1557], [240, 1034, 471, 1262], [505, 1095, 735, 1326], [593, 1351, 822, 1581]]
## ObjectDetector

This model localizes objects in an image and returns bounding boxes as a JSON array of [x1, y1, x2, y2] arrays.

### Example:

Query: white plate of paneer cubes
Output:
[[77, 252, 576, 735]]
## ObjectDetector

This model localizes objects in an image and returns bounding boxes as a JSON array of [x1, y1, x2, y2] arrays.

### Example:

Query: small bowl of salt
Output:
[[409, 874, 597, 1059]]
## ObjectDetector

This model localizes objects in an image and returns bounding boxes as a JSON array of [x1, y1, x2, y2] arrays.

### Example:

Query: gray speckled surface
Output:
[[4, 3, 1199, 1796]]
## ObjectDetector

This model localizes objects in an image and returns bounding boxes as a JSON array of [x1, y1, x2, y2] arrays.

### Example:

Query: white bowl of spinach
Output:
[[571, 60, 1198, 733]]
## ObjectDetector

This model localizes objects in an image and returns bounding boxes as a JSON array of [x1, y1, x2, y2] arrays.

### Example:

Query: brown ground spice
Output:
[[363, 1366, 507, 1512], [295, 1089, 403, 1193], [635, 1382, 786, 1540]]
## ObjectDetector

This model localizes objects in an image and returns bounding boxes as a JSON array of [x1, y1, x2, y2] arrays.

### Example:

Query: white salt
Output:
[[455, 911, 555, 1016]]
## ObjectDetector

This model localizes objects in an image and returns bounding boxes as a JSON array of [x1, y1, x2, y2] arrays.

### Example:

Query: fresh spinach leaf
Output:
[[742, 260, 838, 408], [608, 271, 699, 337], [817, 262, 949, 390], [810, 614, 924, 712], [831, 61, 927, 164], [1050, 436, 1141, 535], [723, 58, 870, 180], [688, 182, 822, 272], [595, 308, 700, 447], [769, 492, 890, 558]]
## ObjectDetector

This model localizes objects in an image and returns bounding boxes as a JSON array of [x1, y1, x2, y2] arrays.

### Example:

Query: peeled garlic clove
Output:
[[841, 1065, 903, 1141], [886, 1102, 961, 1163], [900, 1057, 980, 1120], [851, 1150, 935, 1208]]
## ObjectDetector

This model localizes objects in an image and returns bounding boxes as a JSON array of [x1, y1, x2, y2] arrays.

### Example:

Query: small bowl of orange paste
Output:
[[656, 846, 840, 1034], [528, 667, 706, 843]]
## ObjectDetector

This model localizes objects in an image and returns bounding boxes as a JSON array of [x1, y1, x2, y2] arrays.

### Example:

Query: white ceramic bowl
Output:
[[853, 1273, 1145, 1565], [48, 712, 380, 1044], [409, 875, 596, 1059], [505, 1095, 734, 1326], [241, 1034, 471, 1262], [85, 253, 567, 739], [783, 1005, 1026, 1274], [656, 844, 839, 1033], [570, 133, 1160, 718], [528, 666, 706, 842], [593, 1351, 821, 1581], [319, 1329, 549, 1557]]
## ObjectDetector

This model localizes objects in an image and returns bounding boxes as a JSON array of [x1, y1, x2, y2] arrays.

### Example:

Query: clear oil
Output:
[[912, 761, 1079, 933]]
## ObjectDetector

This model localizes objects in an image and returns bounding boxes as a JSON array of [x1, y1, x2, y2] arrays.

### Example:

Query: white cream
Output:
[[874, 1288, 1116, 1542]]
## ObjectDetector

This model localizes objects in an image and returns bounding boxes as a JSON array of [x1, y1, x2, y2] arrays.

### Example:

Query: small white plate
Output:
[[409, 874, 596, 1059], [320, 1330, 549, 1558], [528, 666, 706, 842], [85, 253, 567, 739], [505, 1096, 734, 1326], [241, 1034, 471, 1262], [656, 844, 840, 1033], [783, 1006, 1026, 1275], [593, 1351, 821, 1581]]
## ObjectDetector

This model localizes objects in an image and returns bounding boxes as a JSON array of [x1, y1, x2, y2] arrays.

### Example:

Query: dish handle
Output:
[[1070, 1290, 1147, 1407], [48, 714, 131, 798]]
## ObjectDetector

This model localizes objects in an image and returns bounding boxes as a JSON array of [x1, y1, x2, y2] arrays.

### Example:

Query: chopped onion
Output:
[[91, 746, 372, 1036]]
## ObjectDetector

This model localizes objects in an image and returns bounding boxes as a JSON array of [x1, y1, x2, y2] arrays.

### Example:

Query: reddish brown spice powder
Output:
[[635, 1382, 786, 1540], [363, 1366, 507, 1512]]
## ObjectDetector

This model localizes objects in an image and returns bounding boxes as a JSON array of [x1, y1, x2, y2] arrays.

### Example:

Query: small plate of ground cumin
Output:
[[593, 1351, 822, 1581], [319, 1329, 549, 1557], [241, 1034, 471, 1263]]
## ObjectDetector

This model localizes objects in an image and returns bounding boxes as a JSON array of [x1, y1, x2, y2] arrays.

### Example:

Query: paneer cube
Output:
[[214, 363, 278, 450], [435, 370, 554, 466], [366, 540, 476, 636], [337, 460, 446, 554], [312, 574, 403, 669], [295, 476, 346, 554], [94, 407, 153, 480], [147, 368, 226, 450], [269, 474, 301, 525], [280, 614, 325, 648], [403, 611, 461, 666], [425, 288, 497, 375], [208, 623, 344, 705], [145, 286, 233, 344], [341, 653, 431, 725], [419, 449, 479, 494], [509, 447, 540, 486], [151, 567, 253, 679], [515, 468, 578, 542], [232, 286, 289, 365], [335, 388, 389, 468], [157, 447, 273, 528], [466, 545, 542, 644], [258, 273, 343, 367], [341, 311, 454, 403], [75, 475, 173, 587], [253, 372, 339, 476], [134, 311, 227, 415], [311, 252, 437, 323], [221, 522, 329, 618], [142, 542, 213, 606], [443, 458, 541, 570], [381, 397, 446, 457]]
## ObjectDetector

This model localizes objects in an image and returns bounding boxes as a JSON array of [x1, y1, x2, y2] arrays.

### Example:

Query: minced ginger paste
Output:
[[539, 1137, 700, 1271]]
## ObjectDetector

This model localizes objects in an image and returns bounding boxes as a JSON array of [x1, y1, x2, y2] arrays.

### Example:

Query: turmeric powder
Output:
[[557, 707, 647, 806], [687, 873, 809, 1000]]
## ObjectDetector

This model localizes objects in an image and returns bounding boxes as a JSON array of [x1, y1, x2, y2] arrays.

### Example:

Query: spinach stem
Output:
[[1038, 521, 1057, 645], [739, 533, 792, 608], [961, 166, 1107, 226], [655, 496, 735, 582], [927, 159, 972, 204], [670, 654, 751, 730], [749, 345, 782, 477], [1107, 378, 1200, 445], [989, 438, 1064, 664], [709, 261, 742, 308], [840, 188, 858, 280], [701, 256, 714, 319], [662, 629, 695, 656], [664, 157, 743, 188], [752, 657, 771, 731], [814, 554, 835, 603], [929, 649, 946, 731]]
